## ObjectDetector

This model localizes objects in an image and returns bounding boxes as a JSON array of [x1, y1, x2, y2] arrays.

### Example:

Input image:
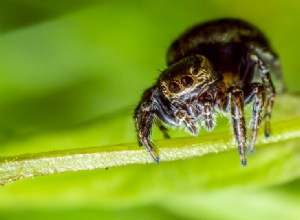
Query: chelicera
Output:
[[134, 18, 284, 165]]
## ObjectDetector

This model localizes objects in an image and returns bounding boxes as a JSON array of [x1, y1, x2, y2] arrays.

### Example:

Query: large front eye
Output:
[[169, 82, 181, 93], [181, 76, 194, 87]]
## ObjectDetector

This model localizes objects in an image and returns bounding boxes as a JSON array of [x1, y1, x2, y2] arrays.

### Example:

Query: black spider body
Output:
[[168, 19, 274, 88], [134, 18, 283, 165]]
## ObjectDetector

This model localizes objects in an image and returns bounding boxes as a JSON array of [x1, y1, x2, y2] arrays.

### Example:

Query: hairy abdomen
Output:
[[167, 18, 268, 86]]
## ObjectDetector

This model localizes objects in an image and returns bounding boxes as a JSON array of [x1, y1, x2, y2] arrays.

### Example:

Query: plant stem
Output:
[[1, 116, 300, 186]]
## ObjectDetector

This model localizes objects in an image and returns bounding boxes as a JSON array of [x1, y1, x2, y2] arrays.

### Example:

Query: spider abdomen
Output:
[[167, 18, 272, 87]]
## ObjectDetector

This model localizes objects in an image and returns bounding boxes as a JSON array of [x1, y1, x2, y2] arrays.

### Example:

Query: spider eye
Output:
[[169, 82, 181, 93], [181, 76, 194, 87], [191, 67, 199, 75]]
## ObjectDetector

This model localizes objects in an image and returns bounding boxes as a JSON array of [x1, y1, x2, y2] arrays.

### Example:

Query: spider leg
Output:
[[199, 93, 216, 131], [249, 43, 285, 92], [155, 120, 170, 139], [134, 105, 160, 162], [263, 72, 275, 137], [202, 102, 215, 131], [257, 59, 276, 137], [174, 109, 199, 135], [229, 87, 247, 166], [244, 83, 265, 153]]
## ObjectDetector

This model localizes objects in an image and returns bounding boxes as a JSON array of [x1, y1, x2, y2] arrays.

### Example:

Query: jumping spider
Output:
[[134, 18, 284, 165]]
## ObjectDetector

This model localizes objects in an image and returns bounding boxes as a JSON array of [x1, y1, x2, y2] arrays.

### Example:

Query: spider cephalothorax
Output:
[[134, 18, 284, 165]]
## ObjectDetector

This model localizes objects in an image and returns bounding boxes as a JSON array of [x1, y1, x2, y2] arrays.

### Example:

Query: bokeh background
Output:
[[0, 0, 300, 219]]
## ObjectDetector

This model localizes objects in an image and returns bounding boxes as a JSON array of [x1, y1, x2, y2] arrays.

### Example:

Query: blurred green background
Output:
[[0, 0, 300, 219]]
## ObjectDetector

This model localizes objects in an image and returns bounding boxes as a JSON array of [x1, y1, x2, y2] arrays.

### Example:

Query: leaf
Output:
[[1, 94, 300, 189]]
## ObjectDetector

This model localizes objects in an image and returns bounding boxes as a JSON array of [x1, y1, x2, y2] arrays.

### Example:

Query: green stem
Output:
[[1, 116, 300, 186]]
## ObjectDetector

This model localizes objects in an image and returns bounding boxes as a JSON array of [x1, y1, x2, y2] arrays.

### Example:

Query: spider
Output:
[[134, 18, 284, 165]]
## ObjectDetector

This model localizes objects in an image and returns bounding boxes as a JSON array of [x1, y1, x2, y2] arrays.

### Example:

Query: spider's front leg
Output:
[[244, 83, 265, 153], [228, 87, 247, 166], [134, 98, 160, 162], [174, 109, 199, 135]]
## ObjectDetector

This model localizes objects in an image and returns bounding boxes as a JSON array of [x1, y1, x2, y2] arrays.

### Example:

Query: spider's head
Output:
[[158, 55, 218, 100]]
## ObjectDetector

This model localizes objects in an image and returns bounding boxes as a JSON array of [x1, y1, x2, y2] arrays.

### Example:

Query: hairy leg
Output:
[[229, 87, 247, 166], [202, 102, 215, 131], [244, 83, 265, 152], [262, 72, 275, 137], [257, 59, 276, 137], [134, 107, 160, 162], [174, 109, 199, 135], [249, 43, 285, 92], [199, 93, 216, 131]]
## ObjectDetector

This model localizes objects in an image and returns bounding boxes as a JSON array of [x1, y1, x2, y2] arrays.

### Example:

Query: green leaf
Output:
[[0, 94, 300, 205], [1, 96, 300, 183]]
